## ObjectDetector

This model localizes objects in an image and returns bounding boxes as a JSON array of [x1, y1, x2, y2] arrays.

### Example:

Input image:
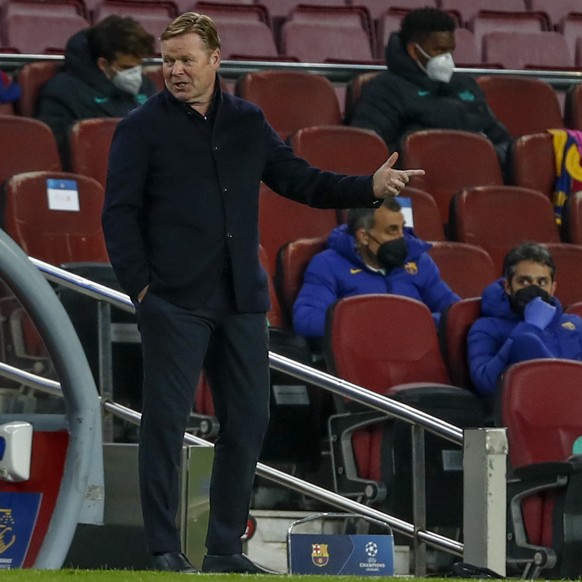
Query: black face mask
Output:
[[376, 237, 408, 271], [509, 285, 552, 315]]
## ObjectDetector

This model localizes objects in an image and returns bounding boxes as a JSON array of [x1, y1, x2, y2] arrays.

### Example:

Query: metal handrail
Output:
[[30, 257, 463, 444], [10, 257, 467, 558], [1, 51, 582, 88]]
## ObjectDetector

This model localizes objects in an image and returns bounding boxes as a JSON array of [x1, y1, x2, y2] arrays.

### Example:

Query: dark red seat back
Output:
[[439, 297, 481, 390], [401, 129, 503, 226], [325, 294, 451, 392]]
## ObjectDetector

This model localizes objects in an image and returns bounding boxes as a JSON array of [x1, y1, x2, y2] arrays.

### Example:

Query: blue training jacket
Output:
[[292, 224, 459, 338], [468, 278, 582, 396]]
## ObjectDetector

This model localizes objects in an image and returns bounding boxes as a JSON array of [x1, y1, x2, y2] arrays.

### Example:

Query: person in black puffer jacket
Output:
[[37, 15, 157, 168], [351, 7, 513, 179]]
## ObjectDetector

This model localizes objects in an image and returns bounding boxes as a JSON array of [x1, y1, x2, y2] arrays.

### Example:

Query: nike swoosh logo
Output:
[[418, 90, 429, 97], [94, 97, 109, 104], [350, 268, 362, 274]]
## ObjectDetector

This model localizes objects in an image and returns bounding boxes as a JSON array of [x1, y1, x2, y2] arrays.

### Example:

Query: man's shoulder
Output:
[[41, 70, 87, 96], [221, 91, 264, 117], [368, 70, 408, 91], [469, 314, 513, 336], [308, 246, 355, 274]]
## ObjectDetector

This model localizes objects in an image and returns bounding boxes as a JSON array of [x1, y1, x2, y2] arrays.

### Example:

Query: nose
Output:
[[170, 61, 184, 75]]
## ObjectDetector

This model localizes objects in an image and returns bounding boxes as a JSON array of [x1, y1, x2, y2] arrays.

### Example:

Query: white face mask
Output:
[[414, 43, 455, 84], [112, 64, 143, 96]]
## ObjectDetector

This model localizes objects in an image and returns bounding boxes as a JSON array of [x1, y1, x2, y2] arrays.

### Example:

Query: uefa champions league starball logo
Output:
[[365, 541, 378, 558]]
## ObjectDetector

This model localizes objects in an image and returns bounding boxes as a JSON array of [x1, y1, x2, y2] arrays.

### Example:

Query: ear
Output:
[[502, 278, 512, 295], [550, 280, 557, 297], [406, 41, 419, 60], [96, 56, 109, 74], [210, 48, 221, 69], [355, 228, 368, 246]]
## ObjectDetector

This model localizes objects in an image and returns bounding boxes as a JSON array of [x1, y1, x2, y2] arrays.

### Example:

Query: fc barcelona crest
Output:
[[311, 543, 329, 567]]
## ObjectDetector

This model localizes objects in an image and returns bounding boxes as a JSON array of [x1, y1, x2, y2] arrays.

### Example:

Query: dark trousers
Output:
[[135, 271, 270, 555]]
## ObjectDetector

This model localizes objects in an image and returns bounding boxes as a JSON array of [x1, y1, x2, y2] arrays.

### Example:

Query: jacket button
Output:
[[223, 187, 228, 193], [226, 233, 233, 239]]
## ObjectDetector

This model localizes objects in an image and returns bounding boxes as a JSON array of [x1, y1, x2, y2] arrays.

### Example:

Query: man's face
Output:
[[98, 53, 143, 79], [409, 30, 455, 66], [359, 207, 405, 256], [161, 32, 220, 104], [504, 260, 556, 297]]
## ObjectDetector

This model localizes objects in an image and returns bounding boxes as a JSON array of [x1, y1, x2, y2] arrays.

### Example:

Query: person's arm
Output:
[[350, 76, 404, 150], [468, 316, 544, 396], [462, 78, 513, 145], [101, 116, 151, 300], [417, 254, 460, 314], [261, 111, 423, 209], [292, 255, 340, 338], [37, 87, 76, 165], [467, 319, 517, 396]]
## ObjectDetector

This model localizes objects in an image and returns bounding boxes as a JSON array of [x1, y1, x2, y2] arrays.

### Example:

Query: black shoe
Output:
[[202, 553, 276, 573], [152, 551, 199, 573]]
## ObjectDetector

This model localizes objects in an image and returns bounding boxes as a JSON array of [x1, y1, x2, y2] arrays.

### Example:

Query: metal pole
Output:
[[97, 301, 114, 443], [463, 427, 508, 576], [412, 424, 427, 576]]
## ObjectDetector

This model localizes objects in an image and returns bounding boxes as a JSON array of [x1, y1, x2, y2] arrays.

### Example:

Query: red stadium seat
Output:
[[500, 359, 582, 578], [325, 294, 483, 526], [258, 183, 339, 278], [69, 118, 120, 189], [2, 171, 108, 264], [400, 129, 503, 227], [482, 31, 572, 69], [476, 75, 563, 138], [275, 236, 326, 329], [235, 70, 342, 139], [428, 241, 496, 299], [2, 0, 89, 54], [450, 185, 560, 274], [16, 61, 62, 117], [439, 296, 481, 390], [0, 116, 62, 186], [512, 132, 555, 200]]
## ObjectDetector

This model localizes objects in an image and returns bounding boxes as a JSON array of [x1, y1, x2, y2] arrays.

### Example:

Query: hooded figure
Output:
[[350, 8, 513, 175], [37, 15, 156, 167], [468, 243, 582, 397]]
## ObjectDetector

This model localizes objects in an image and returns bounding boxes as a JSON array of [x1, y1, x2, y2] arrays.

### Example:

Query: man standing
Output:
[[101, 12, 424, 574], [293, 197, 459, 338], [351, 7, 513, 176]]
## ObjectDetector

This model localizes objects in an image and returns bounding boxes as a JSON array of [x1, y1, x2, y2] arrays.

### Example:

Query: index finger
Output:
[[403, 169, 425, 177]]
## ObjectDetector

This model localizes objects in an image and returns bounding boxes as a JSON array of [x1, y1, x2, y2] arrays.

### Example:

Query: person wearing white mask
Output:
[[38, 15, 156, 168], [351, 8, 513, 179]]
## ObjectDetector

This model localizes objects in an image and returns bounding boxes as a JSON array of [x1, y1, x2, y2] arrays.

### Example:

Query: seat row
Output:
[[6, 62, 579, 138], [1, 109, 581, 282], [325, 290, 582, 578], [4, 0, 582, 66], [3, 117, 582, 568]]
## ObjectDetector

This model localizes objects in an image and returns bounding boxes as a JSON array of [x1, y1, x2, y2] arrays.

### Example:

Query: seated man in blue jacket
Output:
[[468, 242, 582, 397], [292, 197, 459, 338]]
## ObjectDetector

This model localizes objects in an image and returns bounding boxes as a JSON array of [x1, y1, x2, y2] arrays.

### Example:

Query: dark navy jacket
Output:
[[468, 279, 582, 396], [102, 81, 379, 312], [292, 224, 459, 337]]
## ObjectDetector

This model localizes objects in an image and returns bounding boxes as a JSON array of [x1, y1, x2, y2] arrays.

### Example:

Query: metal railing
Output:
[[1, 257, 508, 574], [1, 51, 581, 90]]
